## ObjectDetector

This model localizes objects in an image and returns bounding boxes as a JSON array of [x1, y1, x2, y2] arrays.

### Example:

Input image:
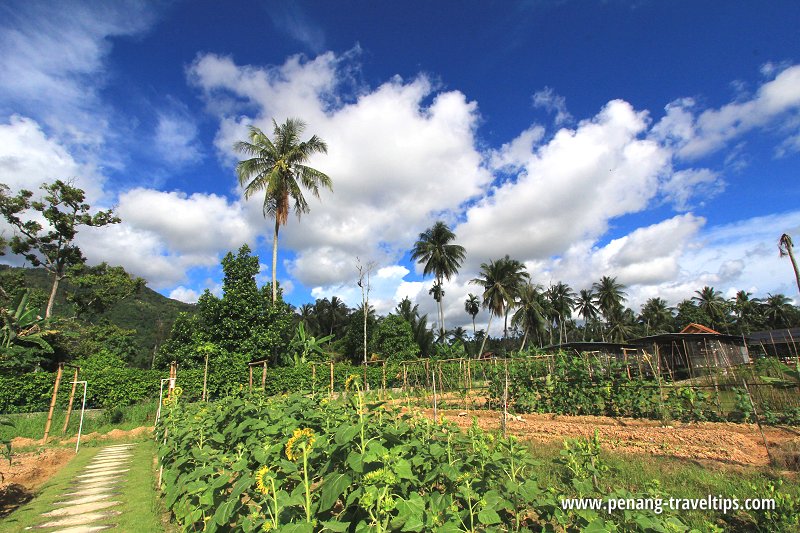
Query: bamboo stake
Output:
[[61, 366, 80, 434], [43, 363, 64, 444], [262, 361, 267, 391], [742, 378, 773, 465], [249, 365, 253, 391], [402, 363, 408, 392], [502, 360, 509, 437], [330, 361, 334, 397], [431, 363, 438, 423], [382, 362, 387, 398]]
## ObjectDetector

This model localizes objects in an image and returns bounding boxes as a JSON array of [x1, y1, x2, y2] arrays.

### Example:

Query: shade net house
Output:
[[629, 323, 750, 380], [747, 327, 800, 361]]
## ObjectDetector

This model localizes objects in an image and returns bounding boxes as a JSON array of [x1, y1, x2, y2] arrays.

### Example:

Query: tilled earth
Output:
[[420, 408, 800, 468]]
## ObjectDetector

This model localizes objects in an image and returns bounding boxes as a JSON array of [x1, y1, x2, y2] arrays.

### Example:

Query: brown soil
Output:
[[0, 448, 74, 517], [11, 426, 153, 449], [420, 408, 800, 468], [1, 426, 154, 518]]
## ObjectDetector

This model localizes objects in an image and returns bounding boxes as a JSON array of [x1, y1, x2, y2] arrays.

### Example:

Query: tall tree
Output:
[[234, 119, 332, 303], [546, 282, 576, 344], [638, 297, 674, 335], [511, 283, 546, 350], [0, 181, 120, 318], [464, 293, 480, 336], [592, 276, 627, 336], [778, 233, 800, 296], [731, 290, 762, 334], [470, 256, 529, 356], [410, 221, 466, 340], [692, 286, 728, 330], [575, 289, 599, 340]]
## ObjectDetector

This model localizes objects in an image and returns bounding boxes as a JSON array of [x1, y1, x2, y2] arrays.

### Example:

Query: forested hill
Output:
[[0, 265, 193, 367]]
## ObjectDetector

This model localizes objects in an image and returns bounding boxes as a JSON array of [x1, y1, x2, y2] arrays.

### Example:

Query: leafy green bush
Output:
[[156, 390, 695, 532]]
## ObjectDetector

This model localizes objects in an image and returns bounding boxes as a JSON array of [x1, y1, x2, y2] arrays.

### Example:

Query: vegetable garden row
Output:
[[157, 381, 706, 532]]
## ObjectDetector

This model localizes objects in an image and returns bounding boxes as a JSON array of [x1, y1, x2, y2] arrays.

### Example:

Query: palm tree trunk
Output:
[[519, 327, 528, 352], [787, 244, 800, 296], [478, 314, 493, 358], [271, 217, 279, 303], [472, 316, 476, 336]]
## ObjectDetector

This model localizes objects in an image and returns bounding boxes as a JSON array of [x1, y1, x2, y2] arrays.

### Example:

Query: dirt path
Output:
[[423, 408, 800, 468]]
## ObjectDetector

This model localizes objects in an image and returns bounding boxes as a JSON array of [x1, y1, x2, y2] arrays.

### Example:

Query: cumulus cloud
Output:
[[169, 286, 200, 304], [660, 168, 725, 211], [190, 51, 493, 287], [458, 99, 670, 271], [651, 64, 800, 159], [0, 115, 105, 201]]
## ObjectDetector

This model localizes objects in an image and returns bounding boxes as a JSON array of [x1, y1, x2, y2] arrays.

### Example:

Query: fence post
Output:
[[42, 362, 64, 444], [330, 361, 334, 397], [62, 366, 80, 434], [262, 361, 267, 391]]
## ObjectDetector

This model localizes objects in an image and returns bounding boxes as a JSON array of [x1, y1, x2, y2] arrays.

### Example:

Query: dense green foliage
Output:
[[157, 389, 701, 532], [0, 264, 191, 368], [486, 353, 800, 425], [156, 245, 295, 369]]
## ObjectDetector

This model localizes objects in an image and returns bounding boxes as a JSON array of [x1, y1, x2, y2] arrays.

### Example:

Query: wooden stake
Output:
[[402, 363, 408, 392], [742, 378, 773, 465], [431, 363, 438, 423], [202, 351, 209, 402], [382, 362, 386, 396], [249, 365, 253, 391], [43, 363, 64, 444], [502, 360, 509, 437], [61, 367, 79, 434], [329, 361, 334, 397], [262, 361, 267, 391]]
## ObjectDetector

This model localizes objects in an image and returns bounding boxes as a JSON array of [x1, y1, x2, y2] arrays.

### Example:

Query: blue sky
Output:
[[1, 0, 799, 333]]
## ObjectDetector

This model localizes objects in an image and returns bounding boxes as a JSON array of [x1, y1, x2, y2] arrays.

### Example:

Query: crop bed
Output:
[[156, 384, 710, 532]]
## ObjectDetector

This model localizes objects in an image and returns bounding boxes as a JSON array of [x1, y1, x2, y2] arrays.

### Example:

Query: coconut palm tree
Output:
[[470, 256, 529, 356], [496, 255, 529, 338], [762, 293, 794, 329], [779, 233, 800, 296], [731, 290, 762, 334], [411, 221, 466, 340], [692, 286, 728, 330], [464, 293, 480, 336], [546, 282, 576, 344], [638, 297, 674, 335], [574, 289, 599, 340], [512, 283, 547, 350], [592, 276, 627, 336], [234, 119, 332, 303]]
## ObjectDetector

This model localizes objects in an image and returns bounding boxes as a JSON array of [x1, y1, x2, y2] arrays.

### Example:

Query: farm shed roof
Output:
[[747, 328, 800, 344]]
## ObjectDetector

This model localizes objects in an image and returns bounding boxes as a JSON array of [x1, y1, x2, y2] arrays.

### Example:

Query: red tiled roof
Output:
[[680, 323, 721, 334]]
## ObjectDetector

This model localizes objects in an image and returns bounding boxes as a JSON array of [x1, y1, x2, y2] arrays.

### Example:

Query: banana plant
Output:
[[289, 322, 334, 365], [1, 288, 53, 351]]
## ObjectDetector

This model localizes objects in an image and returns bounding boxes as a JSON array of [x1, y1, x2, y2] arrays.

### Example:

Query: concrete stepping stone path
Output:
[[26, 444, 136, 531]]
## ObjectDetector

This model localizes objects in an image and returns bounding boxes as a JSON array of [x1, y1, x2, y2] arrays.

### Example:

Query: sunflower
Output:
[[285, 428, 316, 461], [344, 374, 359, 391], [254, 465, 273, 495]]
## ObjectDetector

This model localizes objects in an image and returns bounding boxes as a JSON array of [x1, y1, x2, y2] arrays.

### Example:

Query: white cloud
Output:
[[169, 286, 200, 304], [0, 0, 157, 147], [652, 65, 800, 159], [532, 87, 572, 125], [0, 115, 105, 201], [660, 168, 725, 211], [458, 99, 670, 271], [153, 109, 203, 167], [190, 51, 493, 287]]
